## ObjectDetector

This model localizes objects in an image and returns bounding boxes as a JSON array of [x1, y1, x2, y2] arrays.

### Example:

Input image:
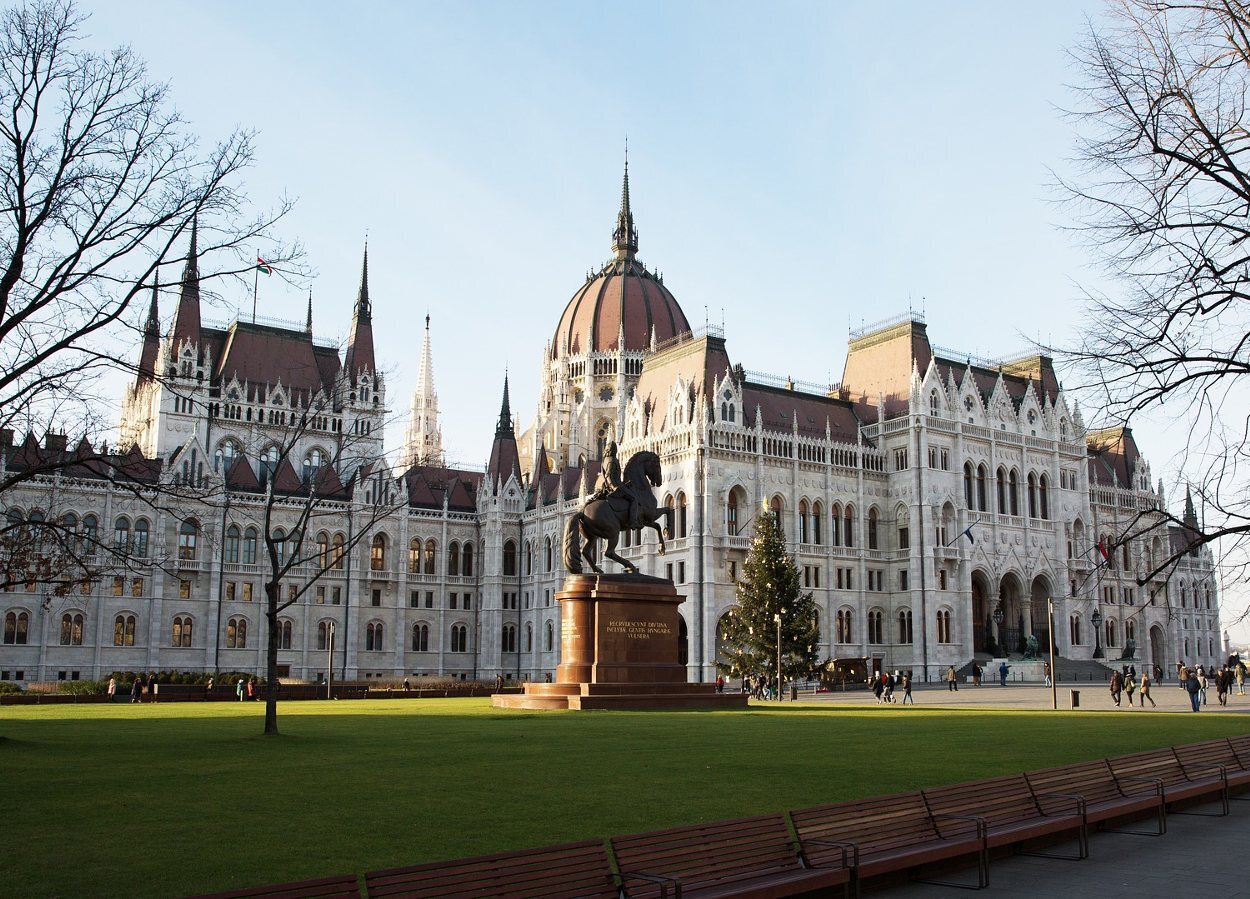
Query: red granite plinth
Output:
[[493, 573, 747, 711]]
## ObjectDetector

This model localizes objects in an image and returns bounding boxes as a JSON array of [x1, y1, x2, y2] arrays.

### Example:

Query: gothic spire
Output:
[[1183, 485, 1198, 530], [344, 243, 377, 381], [136, 278, 161, 383], [487, 372, 520, 490], [305, 290, 313, 335], [404, 312, 443, 468], [497, 371, 513, 437], [611, 149, 638, 261], [170, 217, 202, 352]]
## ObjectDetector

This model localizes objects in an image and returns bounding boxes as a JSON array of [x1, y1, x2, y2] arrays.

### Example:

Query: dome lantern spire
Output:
[[611, 147, 638, 261]]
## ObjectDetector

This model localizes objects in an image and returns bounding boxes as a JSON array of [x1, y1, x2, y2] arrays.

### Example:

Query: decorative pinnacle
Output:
[[611, 147, 638, 261]]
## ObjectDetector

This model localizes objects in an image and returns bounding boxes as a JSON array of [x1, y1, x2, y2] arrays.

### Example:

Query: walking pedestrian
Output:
[[1177, 660, 1187, 689], [946, 665, 958, 691], [999, 661, 1010, 687], [107, 676, 117, 700], [236, 678, 245, 701], [1139, 670, 1156, 708], [146, 674, 157, 703], [872, 673, 885, 704], [1237, 661, 1246, 696], [1217, 667, 1230, 706], [1153, 663, 1163, 685], [1185, 668, 1202, 712], [972, 663, 982, 687], [1125, 672, 1136, 706], [1197, 667, 1208, 705], [1042, 661, 1051, 688], [246, 677, 256, 700], [130, 675, 142, 703], [902, 672, 913, 705], [1109, 670, 1122, 707]]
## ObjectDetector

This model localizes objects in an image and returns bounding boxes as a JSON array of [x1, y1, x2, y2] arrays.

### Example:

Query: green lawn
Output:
[[2, 699, 1247, 898]]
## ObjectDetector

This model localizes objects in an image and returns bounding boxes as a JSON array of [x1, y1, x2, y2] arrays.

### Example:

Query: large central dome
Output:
[[550, 163, 690, 359]]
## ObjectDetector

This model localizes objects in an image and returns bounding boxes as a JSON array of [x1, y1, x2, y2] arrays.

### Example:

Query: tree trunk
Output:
[[264, 581, 280, 736]]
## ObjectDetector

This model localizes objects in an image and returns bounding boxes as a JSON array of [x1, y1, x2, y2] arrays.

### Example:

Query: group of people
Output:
[[743, 673, 775, 700], [1176, 660, 1246, 712], [871, 670, 913, 704], [116, 673, 159, 703], [234, 677, 257, 701], [1108, 665, 1156, 708]]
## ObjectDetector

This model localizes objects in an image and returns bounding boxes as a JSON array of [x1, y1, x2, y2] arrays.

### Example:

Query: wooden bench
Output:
[[1025, 756, 1166, 835], [1110, 746, 1229, 817], [189, 874, 361, 898], [1173, 739, 1250, 810], [1227, 733, 1250, 768], [364, 839, 618, 898], [790, 790, 987, 895], [610, 812, 850, 898]]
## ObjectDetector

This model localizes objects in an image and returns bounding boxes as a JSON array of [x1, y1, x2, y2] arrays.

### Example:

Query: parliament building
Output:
[[0, 165, 1222, 685]]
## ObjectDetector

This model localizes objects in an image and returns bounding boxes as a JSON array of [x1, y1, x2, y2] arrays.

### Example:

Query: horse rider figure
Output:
[[592, 441, 641, 529]]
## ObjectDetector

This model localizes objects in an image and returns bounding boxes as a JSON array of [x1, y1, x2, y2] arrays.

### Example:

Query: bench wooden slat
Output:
[[364, 840, 617, 898]]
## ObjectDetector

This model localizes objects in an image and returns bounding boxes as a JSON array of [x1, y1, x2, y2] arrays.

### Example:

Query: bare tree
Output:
[[1059, 0, 1250, 605], [0, 1, 300, 589]]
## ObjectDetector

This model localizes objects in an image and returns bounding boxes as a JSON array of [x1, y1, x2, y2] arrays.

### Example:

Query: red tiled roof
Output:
[[552, 257, 690, 358]]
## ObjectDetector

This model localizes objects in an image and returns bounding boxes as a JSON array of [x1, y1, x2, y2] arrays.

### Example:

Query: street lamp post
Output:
[[774, 611, 783, 701], [326, 620, 335, 700], [1047, 597, 1057, 710], [992, 605, 1004, 653], [1091, 608, 1104, 660]]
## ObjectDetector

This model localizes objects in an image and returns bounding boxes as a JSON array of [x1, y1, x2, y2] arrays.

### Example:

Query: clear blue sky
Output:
[[79, 2, 1247, 638]]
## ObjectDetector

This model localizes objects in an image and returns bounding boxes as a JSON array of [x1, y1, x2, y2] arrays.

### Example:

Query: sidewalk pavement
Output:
[[882, 792, 1250, 897], [803, 681, 1250, 713]]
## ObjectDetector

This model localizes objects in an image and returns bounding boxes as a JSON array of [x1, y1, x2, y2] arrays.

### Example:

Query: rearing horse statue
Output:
[[562, 450, 673, 574]]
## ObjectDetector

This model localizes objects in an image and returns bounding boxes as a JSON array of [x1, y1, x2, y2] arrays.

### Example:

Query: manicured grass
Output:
[[2, 699, 1247, 898]]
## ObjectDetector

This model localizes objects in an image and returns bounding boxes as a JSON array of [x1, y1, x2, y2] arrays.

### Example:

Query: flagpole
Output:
[[252, 255, 259, 324]]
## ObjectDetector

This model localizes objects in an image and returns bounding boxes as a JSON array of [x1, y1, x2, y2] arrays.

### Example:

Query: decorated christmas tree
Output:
[[715, 509, 820, 691]]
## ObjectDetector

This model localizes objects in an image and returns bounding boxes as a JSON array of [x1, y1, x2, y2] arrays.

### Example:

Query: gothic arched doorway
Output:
[[998, 572, 1024, 655], [678, 616, 689, 666], [1029, 575, 1053, 653], [1150, 624, 1166, 673], [971, 570, 992, 653]]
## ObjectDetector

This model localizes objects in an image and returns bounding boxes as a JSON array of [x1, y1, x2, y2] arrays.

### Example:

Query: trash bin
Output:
[[791, 685, 798, 701], [1070, 689, 1080, 709]]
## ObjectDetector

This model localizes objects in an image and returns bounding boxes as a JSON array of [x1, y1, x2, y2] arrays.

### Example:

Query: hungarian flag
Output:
[[256, 256, 273, 275], [1097, 538, 1111, 562]]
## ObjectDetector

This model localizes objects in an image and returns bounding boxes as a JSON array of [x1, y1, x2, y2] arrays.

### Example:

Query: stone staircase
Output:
[[956, 654, 1120, 685]]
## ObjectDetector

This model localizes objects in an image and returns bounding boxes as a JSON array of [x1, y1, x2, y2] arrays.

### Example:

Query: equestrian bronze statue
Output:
[[562, 444, 673, 574]]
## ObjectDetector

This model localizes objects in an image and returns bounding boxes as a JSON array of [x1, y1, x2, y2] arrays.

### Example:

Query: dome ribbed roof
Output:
[[550, 159, 690, 359]]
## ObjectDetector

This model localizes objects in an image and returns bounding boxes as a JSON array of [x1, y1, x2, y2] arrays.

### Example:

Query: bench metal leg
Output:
[[1103, 801, 1167, 836], [908, 849, 989, 891], [1017, 823, 1089, 861], [1169, 790, 1230, 817]]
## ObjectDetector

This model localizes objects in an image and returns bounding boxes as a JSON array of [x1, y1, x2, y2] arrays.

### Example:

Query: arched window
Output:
[[215, 439, 242, 473], [371, 534, 386, 571], [842, 505, 855, 548], [366, 621, 384, 651], [279, 619, 293, 649], [447, 541, 460, 576], [411, 623, 429, 651], [964, 462, 975, 508], [317, 621, 330, 651], [974, 465, 986, 511], [898, 609, 913, 643], [525, 623, 533, 652], [544, 621, 554, 652], [133, 519, 150, 558], [544, 537, 552, 572], [501, 624, 516, 653], [316, 532, 330, 569], [410, 538, 422, 573], [677, 492, 688, 539], [59, 612, 84, 645], [812, 501, 823, 545], [242, 527, 258, 565], [1069, 614, 1082, 645], [727, 490, 739, 535], [867, 507, 879, 550], [226, 617, 247, 649], [172, 616, 192, 647], [830, 503, 842, 546], [936, 609, 952, 643], [224, 524, 241, 563], [332, 534, 346, 570], [524, 541, 533, 575], [867, 609, 883, 644], [1008, 470, 1020, 516], [502, 540, 517, 576], [996, 466, 1008, 514], [424, 539, 437, 574], [259, 445, 280, 485], [113, 614, 136, 646], [799, 500, 810, 543], [1039, 474, 1049, 520], [1027, 473, 1038, 518], [3, 610, 29, 644], [451, 624, 468, 653], [1105, 618, 1117, 648], [462, 543, 474, 577], [178, 519, 199, 561], [273, 528, 287, 568], [80, 513, 97, 554], [113, 516, 131, 554], [929, 389, 940, 416], [302, 447, 325, 482], [835, 609, 853, 643]]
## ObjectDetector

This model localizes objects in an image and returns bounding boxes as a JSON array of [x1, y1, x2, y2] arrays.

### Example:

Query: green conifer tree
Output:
[[715, 510, 820, 692]]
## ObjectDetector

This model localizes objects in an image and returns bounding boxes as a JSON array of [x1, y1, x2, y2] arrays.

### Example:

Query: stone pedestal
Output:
[[493, 573, 747, 711]]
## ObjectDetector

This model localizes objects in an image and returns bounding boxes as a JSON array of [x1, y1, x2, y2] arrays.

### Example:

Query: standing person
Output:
[[246, 677, 256, 700], [146, 674, 157, 703], [902, 672, 913, 705], [1237, 661, 1246, 696], [1177, 660, 1187, 689], [1185, 668, 1202, 711], [1217, 667, 1231, 706], [236, 678, 245, 702], [130, 675, 142, 703], [107, 677, 117, 701], [999, 661, 1010, 687], [1042, 661, 1051, 688], [872, 673, 884, 704], [402, 677, 411, 692], [972, 663, 982, 687], [1109, 670, 1122, 707], [1197, 666, 1208, 705], [1125, 672, 1137, 706], [1153, 663, 1163, 685], [1139, 669, 1156, 708], [715, 674, 724, 694], [946, 665, 958, 692]]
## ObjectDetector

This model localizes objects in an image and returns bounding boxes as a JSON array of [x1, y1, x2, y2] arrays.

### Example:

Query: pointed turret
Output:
[[1183, 485, 1198, 530], [170, 219, 202, 353], [305, 290, 314, 336], [487, 374, 520, 491], [136, 280, 161, 383], [404, 313, 444, 468], [611, 151, 638, 261], [344, 244, 376, 382]]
